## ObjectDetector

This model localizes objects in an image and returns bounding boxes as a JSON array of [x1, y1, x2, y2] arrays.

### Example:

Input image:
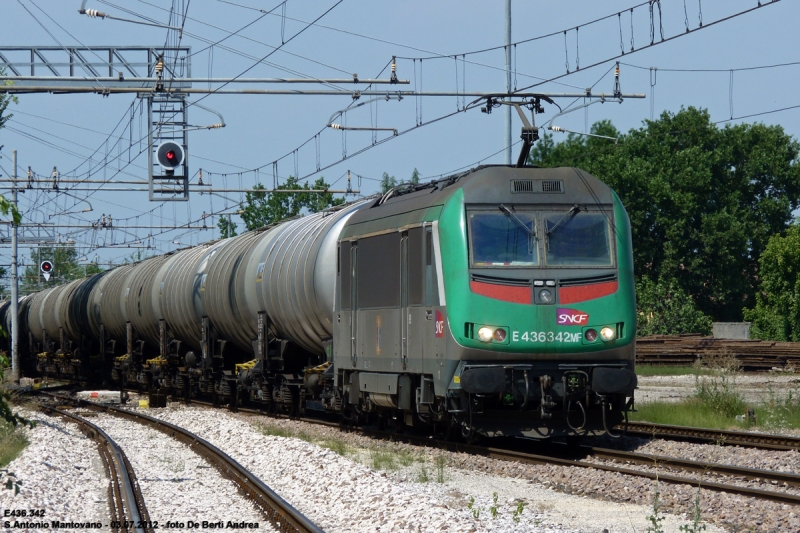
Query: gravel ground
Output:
[[87, 410, 269, 531], [137, 403, 731, 533], [0, 410, 110, 529]]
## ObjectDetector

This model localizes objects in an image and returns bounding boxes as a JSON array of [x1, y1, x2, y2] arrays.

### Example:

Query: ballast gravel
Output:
[[88, 411, 269, 530], [141, 405, 728, 533], [0, 410, 110, 529]]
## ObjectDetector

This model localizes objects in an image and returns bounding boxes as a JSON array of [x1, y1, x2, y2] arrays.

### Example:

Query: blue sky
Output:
[[1, 0, 798, 266]]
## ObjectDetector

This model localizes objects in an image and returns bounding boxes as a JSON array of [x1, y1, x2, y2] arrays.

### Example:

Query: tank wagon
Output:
[[15, 165, 637, 439]]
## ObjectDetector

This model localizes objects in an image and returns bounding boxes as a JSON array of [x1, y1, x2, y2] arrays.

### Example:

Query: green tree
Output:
[[636, 277, 712, 336], [217, 216, 238, 238], [531, 108, 800, 321], [21, 245, 103, 294], [410, 168, 421, 184], [380, 172, 397, 194], [744, 224, 800, 341], [239, 176, 344, 231]]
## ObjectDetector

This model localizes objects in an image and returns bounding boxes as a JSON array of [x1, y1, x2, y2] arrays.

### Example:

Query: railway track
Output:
[[173, 399, 800, 506], [43, 394, 324, 533], [42, 405, 153, 533], [621, 421, 800, 451], [47, 391, 800, 508]]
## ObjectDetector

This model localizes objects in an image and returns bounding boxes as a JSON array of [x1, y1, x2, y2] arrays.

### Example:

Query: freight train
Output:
[[1, 165, 637, 440]]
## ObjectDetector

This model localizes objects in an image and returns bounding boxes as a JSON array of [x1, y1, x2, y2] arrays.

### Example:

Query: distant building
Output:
[[712, 322, 751, 339]]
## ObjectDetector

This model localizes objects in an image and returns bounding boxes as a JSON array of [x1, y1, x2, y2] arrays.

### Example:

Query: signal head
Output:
[[156, 141, 185, 170], [40, 260, 53, 273]]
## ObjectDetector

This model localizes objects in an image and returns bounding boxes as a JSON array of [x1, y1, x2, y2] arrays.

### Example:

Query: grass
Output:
[[253, 420, 429, 471], [636, 365, 714, 377], [0, 422, 29, 468], [630, 371, 800, 430]]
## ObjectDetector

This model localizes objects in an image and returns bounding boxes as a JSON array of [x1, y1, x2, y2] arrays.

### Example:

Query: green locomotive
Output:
[[333, 165, 636, 439]]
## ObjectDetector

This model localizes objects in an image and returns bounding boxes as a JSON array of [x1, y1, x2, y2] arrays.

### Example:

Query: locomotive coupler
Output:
[[539, 375, 555, 419]]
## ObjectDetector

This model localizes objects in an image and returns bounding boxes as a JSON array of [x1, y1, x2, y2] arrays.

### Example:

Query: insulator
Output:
[[330, 123, 342, 130], [85, 9, 105, 18]]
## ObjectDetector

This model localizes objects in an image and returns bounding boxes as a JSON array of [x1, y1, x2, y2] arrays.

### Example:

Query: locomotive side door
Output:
[[400, 231, 409, 370], [350, 243, 358, 368]]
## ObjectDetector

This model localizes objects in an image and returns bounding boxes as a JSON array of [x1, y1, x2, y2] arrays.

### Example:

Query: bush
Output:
[[636, 277, 713, 336]]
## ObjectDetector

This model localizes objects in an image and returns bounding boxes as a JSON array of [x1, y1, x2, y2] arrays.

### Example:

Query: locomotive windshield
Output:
[[544, 211, 612, 266], [468, 207, 613, 268], [469, 211, 539, 266]]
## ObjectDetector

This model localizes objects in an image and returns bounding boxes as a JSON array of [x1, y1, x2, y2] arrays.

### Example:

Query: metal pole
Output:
[[505, 0, 513, 165], [10, 150, 19, 381]]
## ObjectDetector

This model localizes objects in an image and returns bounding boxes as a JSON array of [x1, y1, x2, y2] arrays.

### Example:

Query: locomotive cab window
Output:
[[468, 210, 539, 267], [543, 209, 613, 267]]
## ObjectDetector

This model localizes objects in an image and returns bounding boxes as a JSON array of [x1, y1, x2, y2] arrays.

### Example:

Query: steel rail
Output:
[[341, 427, 800, 506], [585, 445, 800, 488], [77, 400, 325, 533], [619, 421, 800, 451], [183, 400, 800, 506], [42, 405, 152, 533]]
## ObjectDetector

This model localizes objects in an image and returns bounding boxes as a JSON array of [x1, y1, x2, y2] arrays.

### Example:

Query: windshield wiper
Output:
[[546, 204, 584, 238], [499, 204, 536, 254], [545, 204, 585, 252]]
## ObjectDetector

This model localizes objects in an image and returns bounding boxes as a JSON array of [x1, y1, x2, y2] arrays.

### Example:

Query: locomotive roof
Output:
[[344, 165, 615, 230]]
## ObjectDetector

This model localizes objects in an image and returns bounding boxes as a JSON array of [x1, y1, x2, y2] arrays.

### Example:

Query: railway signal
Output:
[[156, 141, 184, 173], [40, 260, 53, 281]]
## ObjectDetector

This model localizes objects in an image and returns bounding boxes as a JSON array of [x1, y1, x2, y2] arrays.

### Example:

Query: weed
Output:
[[636, 365, 711, 377], [416, 463, 430, 483], [434, 453, 447, 483], [254, 422, 296, 439], [320, 438, 349, 456], [467, 496, 481, 519], [370, 448, 398, 471], [512, 500, 526, 523], [1, 469, 21, 495], [0, 423, 29, 468], [489, 492, 499, 520], [693, 373, 746, 419], [396, 448, 416, 467], [679, 483, 707, 533], [646, 475, 665, 533]]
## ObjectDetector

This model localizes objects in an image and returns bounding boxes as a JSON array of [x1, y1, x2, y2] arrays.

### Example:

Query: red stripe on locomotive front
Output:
[[469, 280, 532, 304], [559, 280, 618, 304]]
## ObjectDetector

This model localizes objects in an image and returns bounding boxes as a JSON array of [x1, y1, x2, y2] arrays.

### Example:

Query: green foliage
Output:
[[636, 277, 712, 336], [512, 500, 526, 523], [239, 176, 344, 231], [217, 216, 238, 239], [434, 452, 446, 483], [679, 484, 707, 533], [410, 168, 420, 184], [646, 480, 666, 533], [531, 108, 800, 322], [489, 492, 499, 519], [380, 172, 397, 194], [21, 245, 103, 294], [693, 373, 746, 419], [744, 223, 800, 341], [467, 496, 481, 519]]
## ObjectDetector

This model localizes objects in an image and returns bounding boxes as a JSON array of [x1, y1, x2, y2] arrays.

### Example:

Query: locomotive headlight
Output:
[[538, 289, 553, 304], [600, 326, 616, 342], [477, 326, 494, 343]]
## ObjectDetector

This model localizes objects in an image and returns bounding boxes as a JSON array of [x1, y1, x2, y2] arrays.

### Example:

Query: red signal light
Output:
[[40, 260, 53, 273], [166, 150, 176, 160]]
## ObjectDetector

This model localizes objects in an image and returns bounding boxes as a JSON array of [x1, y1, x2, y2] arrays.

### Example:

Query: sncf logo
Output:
[[557, 308, 589, 326]]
